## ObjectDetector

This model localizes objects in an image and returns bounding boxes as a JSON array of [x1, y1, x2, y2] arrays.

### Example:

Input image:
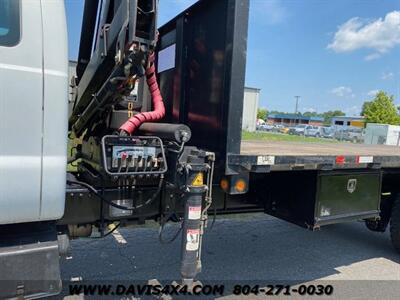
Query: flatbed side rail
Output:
[[226, 154, 400, 174]]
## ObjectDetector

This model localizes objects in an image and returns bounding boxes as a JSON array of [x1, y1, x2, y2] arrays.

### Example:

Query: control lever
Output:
[[101, 135, 167, 176]]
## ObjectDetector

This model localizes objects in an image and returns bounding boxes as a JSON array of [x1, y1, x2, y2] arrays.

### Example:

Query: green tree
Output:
[[303, 111, 321, 117], [257, 108, 268, 120], [322, 110, 345, 125], [269, 110, 287, 115], [362, 91, 400, 125], [361, 101, 372, 116]]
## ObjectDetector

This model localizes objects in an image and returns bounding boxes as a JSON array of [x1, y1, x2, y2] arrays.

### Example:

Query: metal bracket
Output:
[[100, 24, 111, 58]]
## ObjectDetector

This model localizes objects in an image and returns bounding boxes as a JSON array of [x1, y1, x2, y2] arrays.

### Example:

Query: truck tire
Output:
[[365, 192, 392, 233], [366, 219, 387, 232], [390, 193, 400, 253]]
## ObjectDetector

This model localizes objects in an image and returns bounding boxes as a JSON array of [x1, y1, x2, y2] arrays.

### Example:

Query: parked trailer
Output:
[[1, 0, 400, 299], [364, 123, 400, 146]]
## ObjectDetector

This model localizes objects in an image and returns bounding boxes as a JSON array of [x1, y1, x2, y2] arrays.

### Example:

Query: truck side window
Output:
[[0, 0, 20, 47]]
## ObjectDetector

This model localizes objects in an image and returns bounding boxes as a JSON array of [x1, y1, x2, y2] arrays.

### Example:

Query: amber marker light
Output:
[[220, 178, 229, 191], [235, 179, 247, 193]]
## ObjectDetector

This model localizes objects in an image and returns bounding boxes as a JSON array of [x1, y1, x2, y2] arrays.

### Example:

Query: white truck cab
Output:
[[0, 0, 68, 225], [0, 1, 68, 298]]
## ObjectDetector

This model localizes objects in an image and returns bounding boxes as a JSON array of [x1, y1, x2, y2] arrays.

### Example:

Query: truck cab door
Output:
[[0, 0, 44, 224]]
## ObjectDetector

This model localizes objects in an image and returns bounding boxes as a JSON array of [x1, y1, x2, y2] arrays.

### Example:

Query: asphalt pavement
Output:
[[59, 213, 400, 299]]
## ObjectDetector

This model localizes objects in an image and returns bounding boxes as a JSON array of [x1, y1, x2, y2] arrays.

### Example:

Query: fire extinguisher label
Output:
[[188, 206, 201, 220], [186, 229, 200, 251]]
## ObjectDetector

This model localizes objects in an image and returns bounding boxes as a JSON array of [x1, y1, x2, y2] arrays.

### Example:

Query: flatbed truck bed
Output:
[[241, 140, 400, 156], [225, 140, 400, 173]]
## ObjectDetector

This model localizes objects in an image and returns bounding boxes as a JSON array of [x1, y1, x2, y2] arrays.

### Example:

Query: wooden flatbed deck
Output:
[[241, 140, 400, 156]]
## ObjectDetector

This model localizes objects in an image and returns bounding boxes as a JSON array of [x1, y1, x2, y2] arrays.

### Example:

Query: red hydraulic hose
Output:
[[119, 52, 165, 134]]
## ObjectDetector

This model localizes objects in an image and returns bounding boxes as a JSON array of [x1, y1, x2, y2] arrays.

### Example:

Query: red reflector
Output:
[[336, 156, 345, 164]]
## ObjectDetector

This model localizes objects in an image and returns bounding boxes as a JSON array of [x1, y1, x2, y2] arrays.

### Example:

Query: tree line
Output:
[[257, 91, 400, 126]]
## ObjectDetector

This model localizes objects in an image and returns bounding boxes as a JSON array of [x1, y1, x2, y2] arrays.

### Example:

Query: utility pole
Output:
[[294, 96, 300, 114]]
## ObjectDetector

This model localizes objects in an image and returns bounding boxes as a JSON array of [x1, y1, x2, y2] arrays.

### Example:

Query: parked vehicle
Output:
[[258, 124, 274, 131], [291, 124, 307, 135], [320, 126, 335, 139], [346, 128, 365, 143], [304, 125, 321, 137], [279, 126, 291, 134], [334, 128, 364, 143], [271, 124, 284, 132], [364, 124, 400, 146], [333, 128, 346, 141]]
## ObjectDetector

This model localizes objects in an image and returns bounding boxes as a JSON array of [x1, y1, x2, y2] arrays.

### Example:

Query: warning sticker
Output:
[[357, 156, 374, 164], [192, 172, 204, 186], [186, 229, 200, 251], [257, 155, 275, 166], [188, 206, 202, 220]]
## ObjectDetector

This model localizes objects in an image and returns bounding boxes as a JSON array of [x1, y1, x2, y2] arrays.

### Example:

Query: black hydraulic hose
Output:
[[67, 156, 78, 164], [209, 205, 217, 231], [158, 212, 183, 244], [66, 177, 164, 211], [68, 146, 82, 164], [102, 223, 120, 237], [87, 223, 121, 239]]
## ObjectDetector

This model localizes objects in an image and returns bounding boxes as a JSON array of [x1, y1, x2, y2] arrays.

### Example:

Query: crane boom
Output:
[[69, 0, 157, 136]]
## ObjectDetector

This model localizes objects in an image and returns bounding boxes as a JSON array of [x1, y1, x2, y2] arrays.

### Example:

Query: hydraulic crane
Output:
[[1, 1, 222, 298], [67, 0, 214, 288]]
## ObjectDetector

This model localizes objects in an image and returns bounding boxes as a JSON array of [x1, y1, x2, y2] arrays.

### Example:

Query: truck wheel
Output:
[[365, 192, 393, 233], [365, 219, 387, 232], [390, 193, 400, 253]]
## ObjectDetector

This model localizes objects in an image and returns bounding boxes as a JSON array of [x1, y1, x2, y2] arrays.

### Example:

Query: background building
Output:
[[267, 113, 324, 126], [242, 87, 260, 132], [331, 116, 365, 128]]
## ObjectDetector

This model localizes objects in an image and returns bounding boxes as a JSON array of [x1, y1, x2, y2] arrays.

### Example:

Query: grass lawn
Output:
[[242, 131, 338, 143]]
